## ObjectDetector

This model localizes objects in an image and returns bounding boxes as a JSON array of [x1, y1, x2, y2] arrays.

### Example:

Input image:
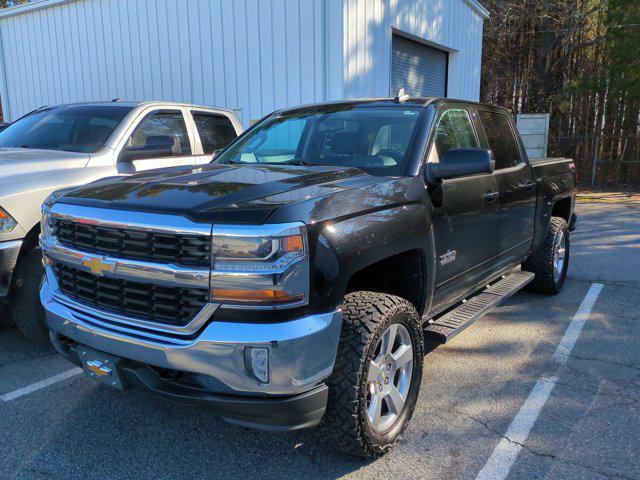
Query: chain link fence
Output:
[[549, 134, 640, 187]]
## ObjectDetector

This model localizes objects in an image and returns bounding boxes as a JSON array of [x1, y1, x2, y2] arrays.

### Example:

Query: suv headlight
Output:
[[40, 204, 54, 239], [210, 223, 309, 308], [0, 207, 17, 232]]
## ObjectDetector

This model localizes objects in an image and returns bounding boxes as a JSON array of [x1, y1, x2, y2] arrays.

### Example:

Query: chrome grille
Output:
[[52, 218, 211, 266], [54, 263, 209, 326]]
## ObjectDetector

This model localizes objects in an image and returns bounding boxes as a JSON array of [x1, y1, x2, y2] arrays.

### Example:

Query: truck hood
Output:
[[56, 163, 377, 224], [0, 148, 90, 185]]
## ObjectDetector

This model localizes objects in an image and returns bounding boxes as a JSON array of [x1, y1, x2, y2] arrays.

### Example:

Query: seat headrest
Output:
[[330, 132, 362, 155]]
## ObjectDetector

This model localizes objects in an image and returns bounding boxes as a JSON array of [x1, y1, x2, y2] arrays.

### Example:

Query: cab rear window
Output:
[[478, 111, 522, 169]]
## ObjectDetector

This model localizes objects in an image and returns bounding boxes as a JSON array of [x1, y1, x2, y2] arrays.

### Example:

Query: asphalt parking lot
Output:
[[1, 201, 638, 480]]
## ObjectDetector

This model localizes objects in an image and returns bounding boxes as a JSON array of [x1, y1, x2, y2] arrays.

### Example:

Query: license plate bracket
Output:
[[77, 346, 125, 390]]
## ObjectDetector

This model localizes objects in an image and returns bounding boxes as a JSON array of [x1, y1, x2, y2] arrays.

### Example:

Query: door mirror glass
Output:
[[428, 148, 495, 179]]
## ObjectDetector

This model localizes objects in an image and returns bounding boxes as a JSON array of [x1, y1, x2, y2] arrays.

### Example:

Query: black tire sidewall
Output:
[[10, 247, 48, 342], [359, 307, 423, 452]]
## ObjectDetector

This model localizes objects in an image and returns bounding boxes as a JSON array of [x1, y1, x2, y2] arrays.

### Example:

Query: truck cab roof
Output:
[[25, 100, 238, 116]]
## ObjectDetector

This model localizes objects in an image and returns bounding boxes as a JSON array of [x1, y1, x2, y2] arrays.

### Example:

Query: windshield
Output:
[[215, 105, 424, 176], [0, 105, 133, 153]]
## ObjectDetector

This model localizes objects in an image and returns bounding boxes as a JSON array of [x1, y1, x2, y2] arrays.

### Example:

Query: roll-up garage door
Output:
[[391, 34, 448, 97]]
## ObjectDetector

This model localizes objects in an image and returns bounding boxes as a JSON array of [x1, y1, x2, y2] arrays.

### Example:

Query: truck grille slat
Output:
[[53, 219, 211, 266], [54, 264, 208, 326]]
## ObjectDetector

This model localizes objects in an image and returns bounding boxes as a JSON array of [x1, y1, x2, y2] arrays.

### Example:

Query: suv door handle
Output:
[[521, 180, 536, 191], [483, 191, 499, 203]]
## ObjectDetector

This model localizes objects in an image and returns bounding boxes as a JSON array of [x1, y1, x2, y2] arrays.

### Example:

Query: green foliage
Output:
[[481, 0, 640, 185], [604, 0, 640, 101]]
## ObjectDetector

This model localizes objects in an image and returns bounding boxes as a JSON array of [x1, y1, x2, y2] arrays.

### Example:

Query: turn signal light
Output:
[[283, 234, 303, 253], [211, 289, 304, 304]]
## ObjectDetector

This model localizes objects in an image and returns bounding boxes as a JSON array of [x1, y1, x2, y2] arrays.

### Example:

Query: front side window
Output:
[[0, 105, 132, 153], [128, 111, 192, 157], [215, 106, 424, 176], [478, 111, 522, 169], [433, 108, 478, 159], [192, 112, 237, 154]]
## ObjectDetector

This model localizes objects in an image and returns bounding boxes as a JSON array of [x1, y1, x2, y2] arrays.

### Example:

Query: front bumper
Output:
[[52, 340, 329, 431], [0, 240, 22, 298], [42, 280, 342, 428]]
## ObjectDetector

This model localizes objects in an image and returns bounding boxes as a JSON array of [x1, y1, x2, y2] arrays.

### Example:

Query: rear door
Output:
[[478, 109, 537, 263], [189, 111, 239, 164], [429, 106, 501, 305], [116, 109, 198, 174]]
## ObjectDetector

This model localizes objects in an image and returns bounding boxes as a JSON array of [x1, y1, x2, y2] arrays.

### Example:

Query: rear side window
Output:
[[433, 109, 478, 159], [478, 111, 522, 169], [128, 111, 192, 156], [192, 112, 237, 154]]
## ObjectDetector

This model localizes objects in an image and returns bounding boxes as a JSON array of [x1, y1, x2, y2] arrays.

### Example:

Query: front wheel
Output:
[[522, 216, 570, 294], [10, 247, 48, 343], [319, 291, 424, 458]]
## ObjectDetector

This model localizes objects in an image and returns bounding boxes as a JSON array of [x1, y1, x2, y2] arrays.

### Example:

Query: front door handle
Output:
[[521, 180, 536, 191], [483, 191, 499, 203]]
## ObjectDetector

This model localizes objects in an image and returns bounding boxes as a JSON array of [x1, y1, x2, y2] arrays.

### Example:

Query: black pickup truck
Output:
[[40, 97, 576, 458]]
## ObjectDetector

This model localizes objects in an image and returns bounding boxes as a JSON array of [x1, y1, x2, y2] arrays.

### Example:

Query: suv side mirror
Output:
[[428, 148, 495, 180], [119, 135, 175, 162]]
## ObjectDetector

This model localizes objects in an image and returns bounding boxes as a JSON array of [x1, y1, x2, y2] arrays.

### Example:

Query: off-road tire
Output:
[[10, 247, 48, 343], [522, 216, 569, 295], [318, 291, 424, 458]]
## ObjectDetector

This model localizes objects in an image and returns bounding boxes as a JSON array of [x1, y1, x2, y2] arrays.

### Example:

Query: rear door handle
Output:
[[483, 191, 499, 203], [521, 180, 536, 191]]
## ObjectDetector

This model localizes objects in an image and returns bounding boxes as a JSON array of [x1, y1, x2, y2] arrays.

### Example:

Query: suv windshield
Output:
[[216, 105, 424, 176], [0, 105, 133, 153]]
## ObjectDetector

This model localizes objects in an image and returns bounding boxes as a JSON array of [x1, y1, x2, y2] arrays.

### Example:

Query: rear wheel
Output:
[[522, 216, 569, 294], [10, 247, 48, 343], [319, 291, 423, 458]]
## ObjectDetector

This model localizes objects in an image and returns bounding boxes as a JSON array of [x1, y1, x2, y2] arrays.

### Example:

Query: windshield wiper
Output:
[[273, 159, 312, 166], [226, 159, 314, 166]]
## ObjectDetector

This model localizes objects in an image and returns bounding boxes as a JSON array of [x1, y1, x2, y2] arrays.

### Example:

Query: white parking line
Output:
[[476, 376, 558, 480], [552, 283, 604, 363], [1, 367, 83, 402], [475, 282, 604, 480]]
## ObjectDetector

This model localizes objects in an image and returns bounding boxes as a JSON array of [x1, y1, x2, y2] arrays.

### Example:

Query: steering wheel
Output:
[[375, 149, 404, 163]]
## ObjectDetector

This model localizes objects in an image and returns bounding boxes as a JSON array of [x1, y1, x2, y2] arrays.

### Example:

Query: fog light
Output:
[[244, 347, 269, 383]]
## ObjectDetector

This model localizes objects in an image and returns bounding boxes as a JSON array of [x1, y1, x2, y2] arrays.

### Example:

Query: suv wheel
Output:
[[10, 247, 48, 343], [319, 291, 423, 458], [522, 216, 570, 294]]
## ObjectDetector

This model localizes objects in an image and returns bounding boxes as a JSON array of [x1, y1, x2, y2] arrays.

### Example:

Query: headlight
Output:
[[0, 207, 17, 232], [210, 223, 309, 307], [40, 204, 54, 239]]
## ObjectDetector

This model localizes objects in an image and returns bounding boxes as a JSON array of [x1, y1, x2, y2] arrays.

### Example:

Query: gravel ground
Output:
[[0, 202, 638, 480]]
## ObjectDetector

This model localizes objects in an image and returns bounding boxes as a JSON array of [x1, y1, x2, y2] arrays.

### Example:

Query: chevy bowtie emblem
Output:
[[82, 256, 116, 276]]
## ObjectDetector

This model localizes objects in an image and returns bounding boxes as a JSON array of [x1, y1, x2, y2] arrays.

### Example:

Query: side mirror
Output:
[[119, 135, 175, 162], [428, 148, 495, 180]]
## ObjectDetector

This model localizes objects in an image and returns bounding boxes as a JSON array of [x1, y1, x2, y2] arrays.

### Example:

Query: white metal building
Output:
[[0, 0, 488, 126]]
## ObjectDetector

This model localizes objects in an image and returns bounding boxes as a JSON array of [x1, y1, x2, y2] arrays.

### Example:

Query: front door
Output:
[[478, 110, 537, 264], [428, 107, 501, 307]]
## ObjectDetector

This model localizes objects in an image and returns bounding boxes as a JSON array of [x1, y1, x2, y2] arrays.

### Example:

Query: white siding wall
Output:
[[0, 0, 331, 124], [0, 0, 484, 124], [342, 0, 484, 100]]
